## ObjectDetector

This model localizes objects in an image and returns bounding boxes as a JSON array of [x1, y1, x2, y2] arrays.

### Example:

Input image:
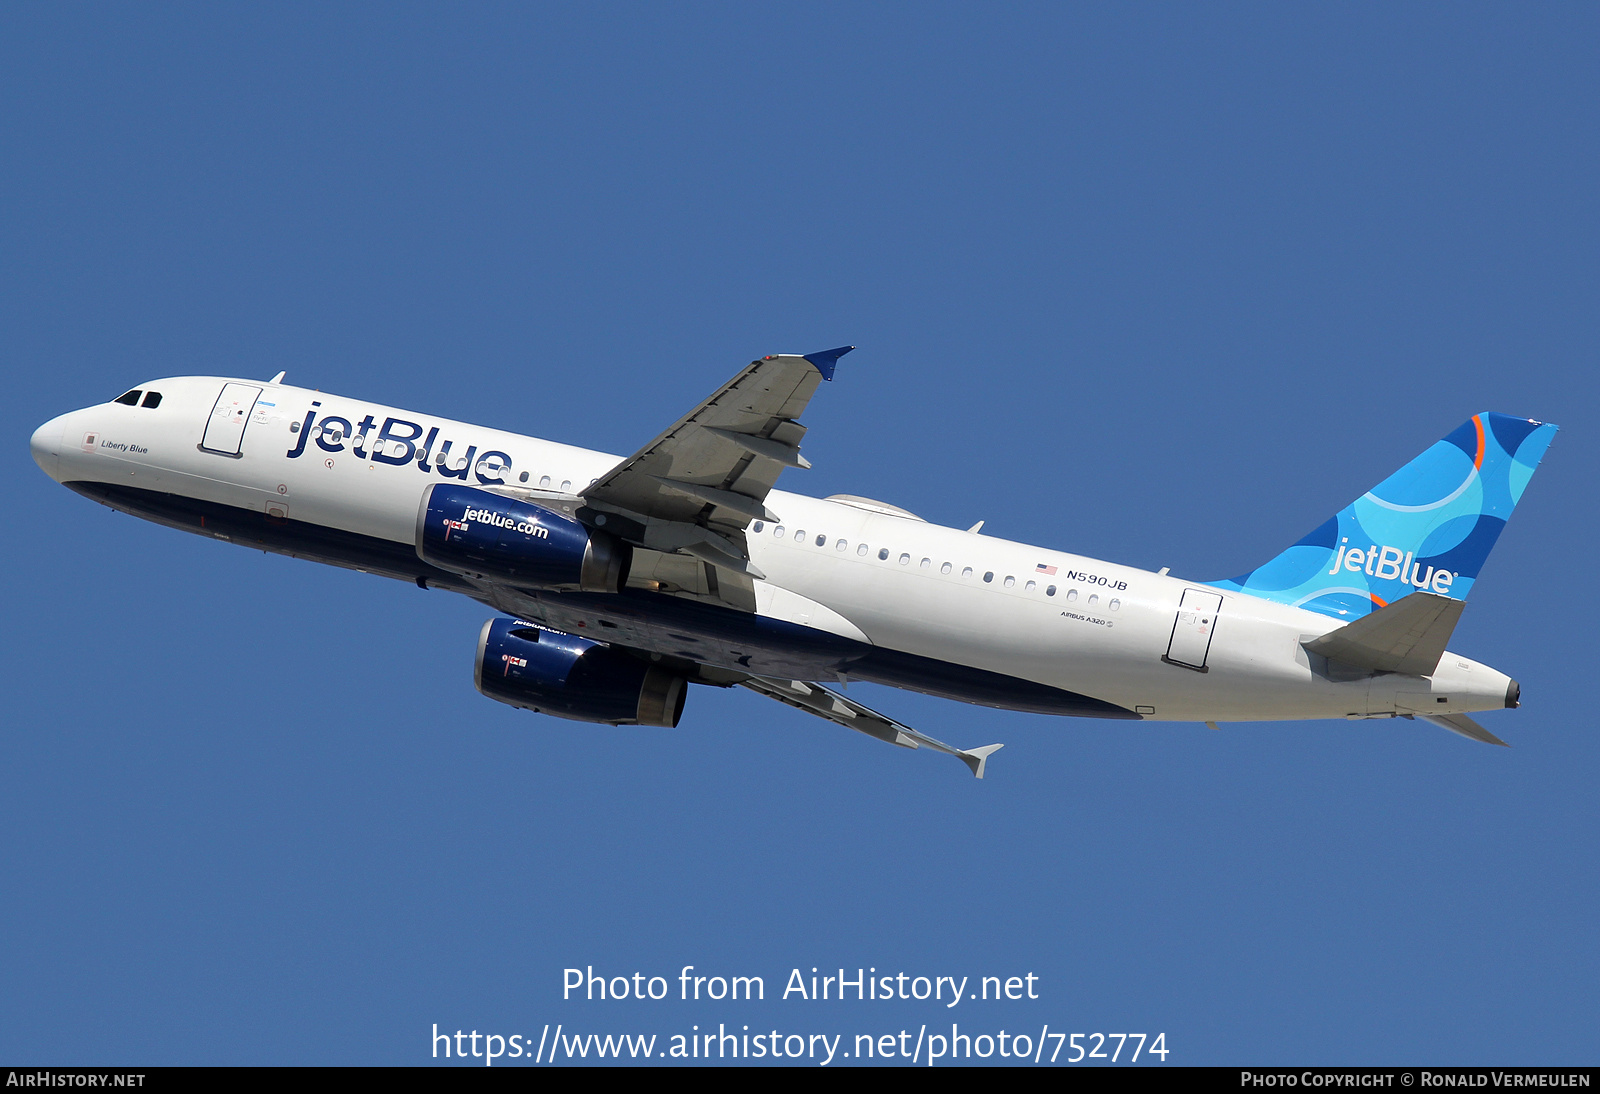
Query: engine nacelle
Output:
[[417, 484, 630, 592], [474, 618, 688, 727]]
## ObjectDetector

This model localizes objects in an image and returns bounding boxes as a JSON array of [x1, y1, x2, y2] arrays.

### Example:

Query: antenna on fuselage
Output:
[[268, 371, 286, 384]]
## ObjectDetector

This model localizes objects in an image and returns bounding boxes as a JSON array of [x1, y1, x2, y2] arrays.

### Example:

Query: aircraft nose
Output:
[[30, 414, 66, 481]]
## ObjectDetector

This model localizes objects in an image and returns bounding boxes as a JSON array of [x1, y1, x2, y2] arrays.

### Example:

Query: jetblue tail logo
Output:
[[1327, 541, 1455, 595], [1208, 412, 1557, 620]]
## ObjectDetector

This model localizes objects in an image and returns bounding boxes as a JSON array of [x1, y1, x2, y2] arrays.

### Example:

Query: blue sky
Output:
[[2, 4, 1595, 1066]]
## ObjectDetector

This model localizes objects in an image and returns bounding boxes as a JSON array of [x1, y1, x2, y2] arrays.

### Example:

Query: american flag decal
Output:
[[1035, 563, 1057, 575]]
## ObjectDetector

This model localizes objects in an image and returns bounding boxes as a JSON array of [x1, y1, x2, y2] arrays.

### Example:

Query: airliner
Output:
[[29, 349, 1556, 776]]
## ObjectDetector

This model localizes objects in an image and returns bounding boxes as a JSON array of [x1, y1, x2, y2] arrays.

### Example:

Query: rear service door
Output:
[[1164, 589, 1223, 671], [200, 383, 263, 457]]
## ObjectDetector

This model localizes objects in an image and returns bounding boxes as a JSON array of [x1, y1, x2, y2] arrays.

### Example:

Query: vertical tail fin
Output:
[[1209, 413, 1557, 620]]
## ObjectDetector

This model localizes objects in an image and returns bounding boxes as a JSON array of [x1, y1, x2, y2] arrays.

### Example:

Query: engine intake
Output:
[[417, 484, 630, 592], [474, 618, 687, 727]]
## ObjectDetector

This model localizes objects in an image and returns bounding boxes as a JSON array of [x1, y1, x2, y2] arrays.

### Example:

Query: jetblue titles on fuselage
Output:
[[286, 403, 515, 486]]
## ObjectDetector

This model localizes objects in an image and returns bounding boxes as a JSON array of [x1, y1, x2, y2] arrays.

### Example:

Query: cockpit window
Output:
[[114, 390, 142, 406], [141, 391, 162, 408]]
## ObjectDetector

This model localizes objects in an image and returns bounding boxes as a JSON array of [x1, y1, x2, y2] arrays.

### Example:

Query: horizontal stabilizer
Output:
[[1422, 712, 1509, 747], [1302, 591, 1464, 677]]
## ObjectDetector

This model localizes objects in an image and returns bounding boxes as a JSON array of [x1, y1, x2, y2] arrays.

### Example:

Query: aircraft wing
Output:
[[580, 348, 852, 597], [737, 675, 1004, 778], [1420, 712, 1509, 747]]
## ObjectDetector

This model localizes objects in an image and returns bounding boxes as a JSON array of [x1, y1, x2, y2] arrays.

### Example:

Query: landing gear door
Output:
[[1164, 589, 1223, 671], [200, 383, 263, 457]]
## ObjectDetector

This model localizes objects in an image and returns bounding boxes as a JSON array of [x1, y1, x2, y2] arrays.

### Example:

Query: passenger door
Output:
[[199, 383, 262, 457], [1164, 589, 1223, 672]]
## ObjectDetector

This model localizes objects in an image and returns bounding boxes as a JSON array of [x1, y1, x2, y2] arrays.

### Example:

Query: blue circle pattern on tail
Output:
[[1206, 413, 1558, 620]]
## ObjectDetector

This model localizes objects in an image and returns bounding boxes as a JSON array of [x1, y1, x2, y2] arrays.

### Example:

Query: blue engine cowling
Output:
[[417, 483, 630, 592], [474, 618, 688, 727]]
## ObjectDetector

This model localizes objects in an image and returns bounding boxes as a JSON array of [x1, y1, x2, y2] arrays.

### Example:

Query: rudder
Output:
[[1208, 412, 1557, 620]]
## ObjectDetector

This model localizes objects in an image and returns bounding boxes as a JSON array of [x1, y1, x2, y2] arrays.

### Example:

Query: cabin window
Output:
[[836, 539, 848, 551], [898, 553, 910, 565], [1003, 575, 1015, 588], [816, 534, 827, 547], [857, 543, 869, 556], [114, 390, 141, 406], [1025, 580, 1036, 592], [519, 471, 529, 483], [540, 475, 552, 488], [141, 391, 162, 408], [983, 572, 994, 583], [751, 521, 764, 533], [795, 529, 807, 541], [1046, 585, 1056, 596], [940, 562, 952, 574], [1088, 594, 1099, 606], [774, 525, 785, 537], [1066, 589, 1078, 602], [1109, 598, 1121, 611], [962, 566, 974, 578], [919, 558, 930, 569], [878, 548, 889, 561], [561, 480, 571, 492]]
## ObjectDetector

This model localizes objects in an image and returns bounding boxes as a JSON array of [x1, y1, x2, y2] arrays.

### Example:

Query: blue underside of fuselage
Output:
[[68, 481, 1136, 720]]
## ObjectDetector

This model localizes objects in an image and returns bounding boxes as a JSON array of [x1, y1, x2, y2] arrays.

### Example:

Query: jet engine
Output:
[[474, 617, 688, 727], [417, 483, 630, 592]]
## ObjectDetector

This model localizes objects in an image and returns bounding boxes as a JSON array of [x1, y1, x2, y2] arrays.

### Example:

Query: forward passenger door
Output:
[[199, 383, 262, 457]]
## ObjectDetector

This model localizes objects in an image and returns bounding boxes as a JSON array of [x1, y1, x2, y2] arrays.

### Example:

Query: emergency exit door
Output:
[[1164, 589, 1223, 672], [200, 383, 262, 457]]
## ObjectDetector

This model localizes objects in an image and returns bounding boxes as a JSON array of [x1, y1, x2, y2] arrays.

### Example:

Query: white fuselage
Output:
[[31, 376, 1516, 724]]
